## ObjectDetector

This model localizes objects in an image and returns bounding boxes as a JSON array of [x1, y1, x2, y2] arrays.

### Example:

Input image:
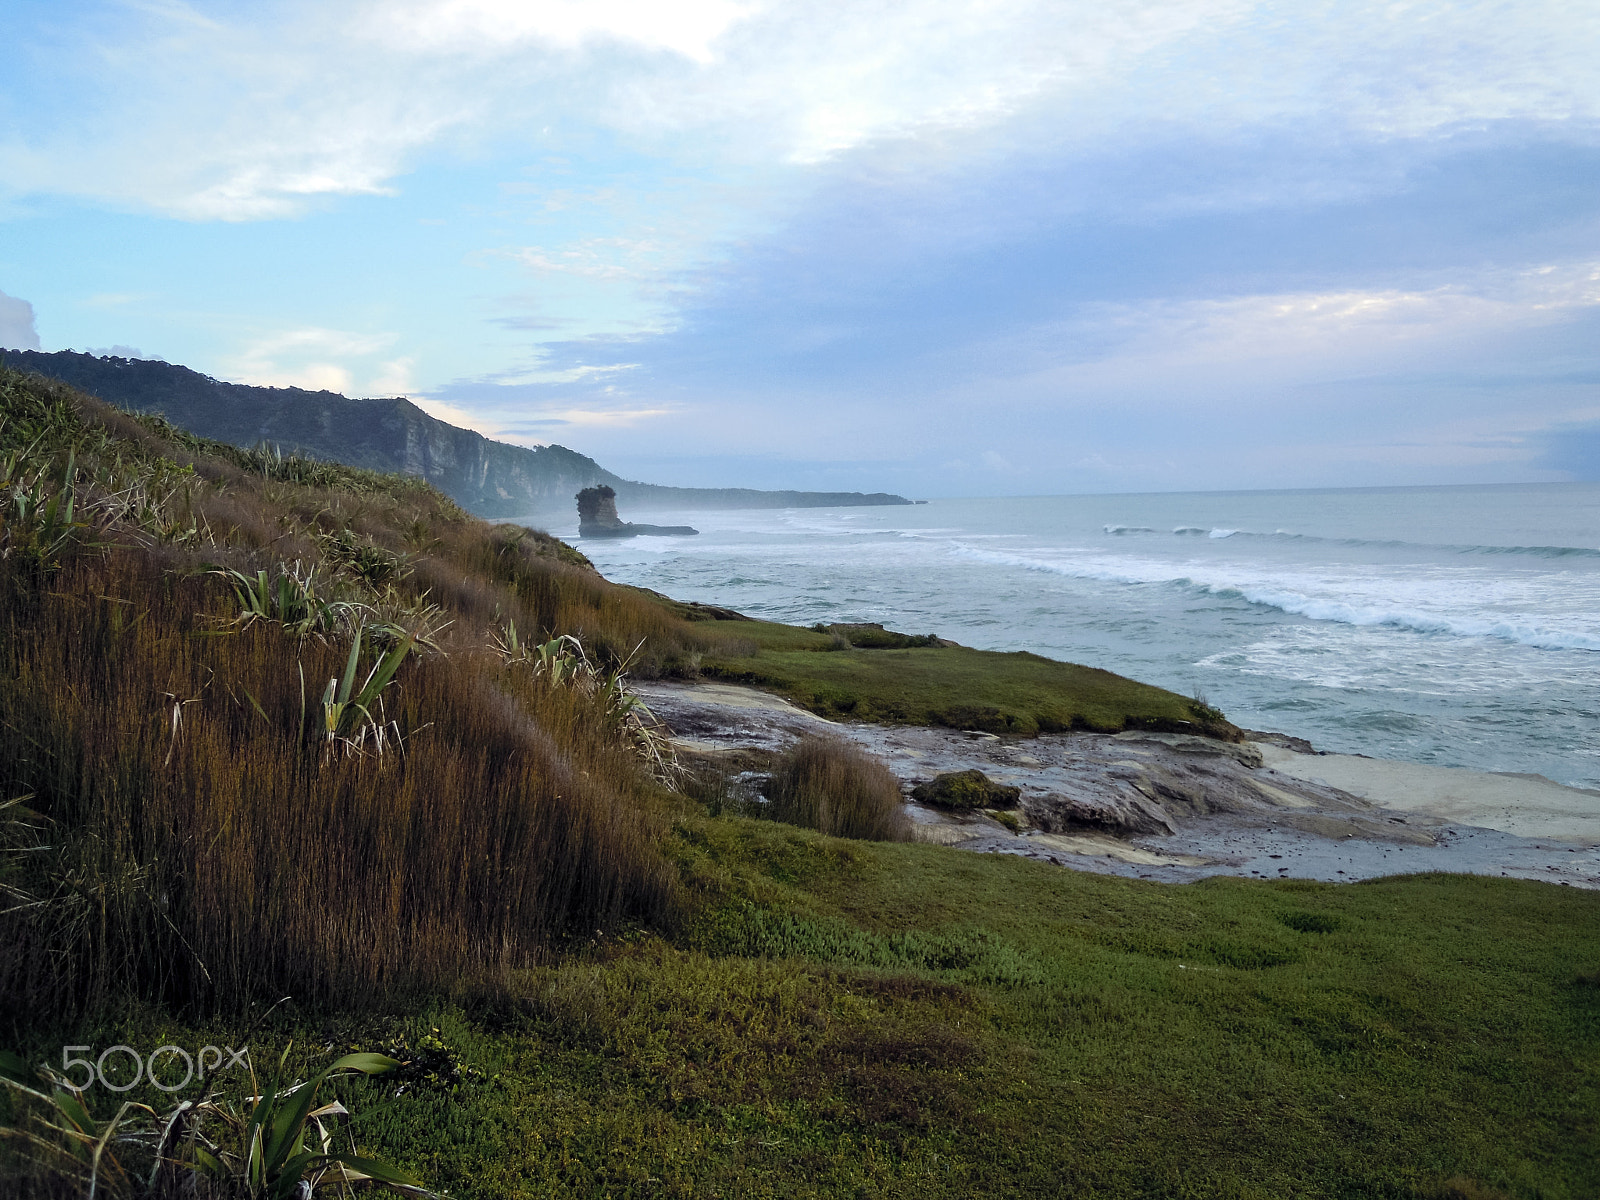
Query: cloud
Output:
[[1530, 418, 1600, 479], [488, 362, 642, 386], [0, 289, 41, 351], [525, 406, 674, 428], [506, 239, 667, 281], [1019, 260, 1600, 378], [4, 0, 1597, 221], [222, 327, 399, 393], [366, 355, 417, 396], [411, 396, 507, 436], [436, 123, 1600, 491], [8, 1, 1600, 495], [376, 0, 751, 63]]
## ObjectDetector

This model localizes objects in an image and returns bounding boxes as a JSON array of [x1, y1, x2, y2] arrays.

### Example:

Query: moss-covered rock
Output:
[[910, 769, 1021, 811]]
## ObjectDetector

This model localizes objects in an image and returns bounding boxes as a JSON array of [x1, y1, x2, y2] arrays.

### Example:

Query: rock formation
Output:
[[576, 486, 698, 539], [910, 769, 1022, 810]]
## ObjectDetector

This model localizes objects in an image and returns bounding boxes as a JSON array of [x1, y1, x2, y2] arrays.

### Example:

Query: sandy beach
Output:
[[637, 679, 1600, 890]]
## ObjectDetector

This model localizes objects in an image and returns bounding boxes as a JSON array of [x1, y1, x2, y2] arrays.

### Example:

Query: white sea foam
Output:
[[581, 484, 1600, 787], [1195, 627, 1599, 696], [1106, 522, 1600, 558], [1209, 583, 1600, 652], [947, 544, 1600, 652]]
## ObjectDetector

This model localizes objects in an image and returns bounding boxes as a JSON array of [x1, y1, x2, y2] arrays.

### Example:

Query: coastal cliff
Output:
[[0, 349, 914, 519]]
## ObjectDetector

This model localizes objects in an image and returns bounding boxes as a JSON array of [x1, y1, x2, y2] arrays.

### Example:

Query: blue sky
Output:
[[2, 0, 1597, 495]]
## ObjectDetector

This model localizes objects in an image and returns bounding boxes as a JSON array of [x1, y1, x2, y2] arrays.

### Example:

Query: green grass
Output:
[[693, 618, 1230, 736], [15, 819, 1595, 1198]]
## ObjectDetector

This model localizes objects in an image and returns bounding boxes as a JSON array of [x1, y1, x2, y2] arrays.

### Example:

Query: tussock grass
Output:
[[0, 365, 703, 1024], [766, 737, 912, 842], [427, 524, 702, 674], [0, 548, 675, 1017]]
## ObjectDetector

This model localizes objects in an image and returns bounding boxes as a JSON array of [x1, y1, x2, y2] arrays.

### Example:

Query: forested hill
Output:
[[0, 350, 912, 518]]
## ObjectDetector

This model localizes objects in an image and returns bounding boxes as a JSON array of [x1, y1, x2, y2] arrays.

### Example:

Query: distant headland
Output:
[[0, 349, 915, 520]]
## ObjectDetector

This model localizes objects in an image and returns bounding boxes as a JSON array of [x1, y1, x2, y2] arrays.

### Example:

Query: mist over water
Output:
[[548, 483, 1600, 790]]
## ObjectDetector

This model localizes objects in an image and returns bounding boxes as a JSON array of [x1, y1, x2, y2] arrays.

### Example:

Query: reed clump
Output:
[[766, 736, 912, 842], [0, 365, 699, 1026]]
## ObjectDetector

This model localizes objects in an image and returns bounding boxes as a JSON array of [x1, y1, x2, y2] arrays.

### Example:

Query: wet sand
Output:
[[636, 680, 1600, 890], [1253, 745, 1600, 842]]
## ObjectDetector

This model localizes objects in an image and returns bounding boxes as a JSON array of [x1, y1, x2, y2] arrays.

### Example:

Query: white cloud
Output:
[[83, 292, 153, 308], [412, 396, 508, 436], [969, 259, 1600, 393], [223, 327, 399, 393], [980, 449, 1016, 472], [367, 355, 417, 396], [510, 363, 643, 386], [0, 289, 41, 351], [506, 239, 667, 281], [529, 406, 676, 428], [4, 1, 1596, 220], [377, 0, 751, 63]]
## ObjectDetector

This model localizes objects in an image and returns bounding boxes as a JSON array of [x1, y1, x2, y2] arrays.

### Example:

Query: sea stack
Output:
[[576, 485, 698, 538]]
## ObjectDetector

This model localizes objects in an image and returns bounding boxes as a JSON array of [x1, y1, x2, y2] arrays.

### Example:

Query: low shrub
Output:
[[766, 737, 911, 842]]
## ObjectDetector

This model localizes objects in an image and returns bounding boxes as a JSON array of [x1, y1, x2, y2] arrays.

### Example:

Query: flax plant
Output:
[[0, 446, 90, 569], [0, 1047, 432, 1199], [319, 625, 417, 757], [493, 622, 681, 784], [212, 564, 367, 640]]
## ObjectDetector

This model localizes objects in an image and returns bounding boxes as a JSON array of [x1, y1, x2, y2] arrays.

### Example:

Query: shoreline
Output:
[[637, 679, 1600, 890]]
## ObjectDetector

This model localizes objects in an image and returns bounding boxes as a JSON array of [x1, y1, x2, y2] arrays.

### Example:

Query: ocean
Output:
[[541, 483, 1600, 790]]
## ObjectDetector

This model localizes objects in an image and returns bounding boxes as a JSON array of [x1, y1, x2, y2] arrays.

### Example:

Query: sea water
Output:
[[544, 483, 1600, 790]]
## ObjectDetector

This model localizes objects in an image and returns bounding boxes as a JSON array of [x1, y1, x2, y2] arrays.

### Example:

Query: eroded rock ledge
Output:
[[635, 679, 1600, 890]]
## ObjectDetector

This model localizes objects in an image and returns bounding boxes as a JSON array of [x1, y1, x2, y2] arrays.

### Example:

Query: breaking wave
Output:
[[1101, 523, 1600, 559], [950, 545, 1600, 652]]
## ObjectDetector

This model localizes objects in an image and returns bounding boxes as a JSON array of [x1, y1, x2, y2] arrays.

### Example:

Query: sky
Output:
[[1, 0, 1598, 496]]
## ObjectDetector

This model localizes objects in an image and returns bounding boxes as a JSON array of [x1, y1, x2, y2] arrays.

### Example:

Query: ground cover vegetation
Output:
[[1, 365, 1594, 1198], [685, 618, 1238, 737]]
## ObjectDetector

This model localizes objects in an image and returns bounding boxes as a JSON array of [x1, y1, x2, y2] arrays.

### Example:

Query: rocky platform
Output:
[[636, 680, 1600, 890]]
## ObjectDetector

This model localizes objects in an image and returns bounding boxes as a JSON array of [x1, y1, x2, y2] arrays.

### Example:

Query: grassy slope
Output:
[[37, 820, 1598, 1199], [676, 614, 1234, 738], [0, 367, 702, 1019], [3, 365, 1595, 1198]]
